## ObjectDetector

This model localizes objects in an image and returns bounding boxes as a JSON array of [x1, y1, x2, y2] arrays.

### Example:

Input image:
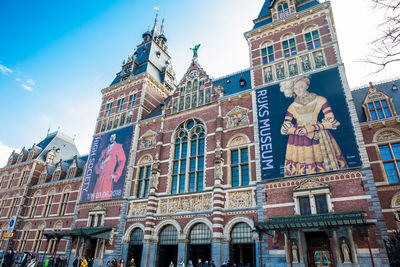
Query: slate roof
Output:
[[36, 131, 80, 163], [252, 0, 320, 30], [213, 69, 252, 97], [144, 96, 172, 120], [351, 78, 400, 123]]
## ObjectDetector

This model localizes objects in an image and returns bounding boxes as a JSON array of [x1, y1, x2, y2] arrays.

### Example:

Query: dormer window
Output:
[[278, 2, 290, 19], [53, 170, 61, 181], [67, 167, 76, 178], [368, 100, 392, 120], [39, 172, 48, 184], [46, 152, 55, 165]]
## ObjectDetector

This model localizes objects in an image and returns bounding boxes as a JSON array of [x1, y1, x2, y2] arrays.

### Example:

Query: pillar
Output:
[[177, 239, 187, 264], [211, 238, 224, 266], [333, 229, 342, 263], [347, 227, 358, 263]]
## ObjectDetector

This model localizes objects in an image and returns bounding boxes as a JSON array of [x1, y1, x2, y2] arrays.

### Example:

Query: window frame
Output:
[[230, 147, 250, 187], [304, 27, 321, 51], [136, 165, 151, 199], [378, 143, 400, 184], [293, 188, 332, 215], [261, 43, 275, 65], [368, 99, 392, 120], [171, 119, 206, 194]]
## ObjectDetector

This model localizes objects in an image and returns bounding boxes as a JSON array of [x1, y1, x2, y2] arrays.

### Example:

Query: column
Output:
[[297, 230, 304, 264], [347, 227, 358, 263], [177, 237, 187, 264], [211, 238, 224, 266], [333, 229, 342, 263], [121, 243, 129, 262]]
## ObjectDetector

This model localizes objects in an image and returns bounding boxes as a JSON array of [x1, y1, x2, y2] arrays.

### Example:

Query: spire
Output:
[[160, 18, 165, 34], [153, 6, 159, 32]]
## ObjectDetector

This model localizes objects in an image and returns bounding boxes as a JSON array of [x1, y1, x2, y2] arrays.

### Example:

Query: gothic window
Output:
[[53, 170, 61, 181], [187, 81, 192, 93], [278, 2, 290, 19], [128, 93, 137, 109], [261, 42, 274, 64], [282, 35, 296, 58], [137, 165, 151, 198], [312, 50, 326, 69], [304, 27, 321, 50], [116, 97, 125, 112], [105, 102, 113, 116], [379, 143, 400, 183], [171, 119, 205, 194], [67, 167, 76, 178], [368, 100, 392, 120]]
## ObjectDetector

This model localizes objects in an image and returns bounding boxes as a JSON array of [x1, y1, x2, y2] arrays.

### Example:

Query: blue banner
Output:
[[256, 67, 361, 180]]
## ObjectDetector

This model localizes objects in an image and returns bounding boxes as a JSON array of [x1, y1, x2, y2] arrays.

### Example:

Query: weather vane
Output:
[[190, 44, 201, 58]]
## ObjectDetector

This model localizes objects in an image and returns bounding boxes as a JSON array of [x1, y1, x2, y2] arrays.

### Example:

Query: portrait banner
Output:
[[256, 67, 361, 180], [80, 126, 133, 202]]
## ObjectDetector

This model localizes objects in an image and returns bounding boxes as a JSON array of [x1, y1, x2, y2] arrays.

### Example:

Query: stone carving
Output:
[[341, 239, 351, 263], [227, 107, 250, 129], [292, 241, 299, 263], [158, 194, 212, 214], [140, 130, 157, 149], [227, 191, 253, 209], [376, 130, 400, 142], [229, 136, 247, 147], [150, 160, 160, 191], [214, 141, 224, 184], [293, 178, 329, 192], [129, 202, 147, 216]]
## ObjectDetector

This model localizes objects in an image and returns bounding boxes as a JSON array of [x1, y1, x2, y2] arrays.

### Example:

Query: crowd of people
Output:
[[170, 258, 250, 267]]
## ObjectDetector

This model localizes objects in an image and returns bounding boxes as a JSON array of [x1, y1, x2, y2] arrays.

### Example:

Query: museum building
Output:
[[0, 0, 394, 266]]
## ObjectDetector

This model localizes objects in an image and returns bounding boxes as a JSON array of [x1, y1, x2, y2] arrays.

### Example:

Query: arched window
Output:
[[116, 95, 125, 113], [172, 119, 205, 194], [130, 228, 144, 245], [230, 223, 255, 266], [188, 223, 211, 245], [378, 143, 400, 184], [137, 162, 151, 199], [105, 99, 113, 116], [278, 2, 290, 19], [228, 135, 251, 187], [230, 223, 253, 244], [260, 41, 274, 65], [159, 225, 178, 245], [281, 33, 297, 58]]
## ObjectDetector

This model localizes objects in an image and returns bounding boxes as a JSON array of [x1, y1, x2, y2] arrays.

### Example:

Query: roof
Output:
[[351, 78, 400, 123], [213, 69, 252, 97], [252, 0, 320, 30], [44, 227, 113, 240], [144, 96, 172, 120], [37, 131, 80, 163]]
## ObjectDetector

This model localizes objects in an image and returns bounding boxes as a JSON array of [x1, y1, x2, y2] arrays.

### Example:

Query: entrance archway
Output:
[[187, 223, 211, 264], [230, 223, 255, 266], [306, 232, 333, 267], [157, 225, 178, 267], [127, 229, 143, 267]]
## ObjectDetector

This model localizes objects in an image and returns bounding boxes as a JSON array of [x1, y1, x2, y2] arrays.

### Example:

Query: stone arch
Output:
[[48, 187, 56, 195], [138, 154, 153, 165], [373, 128, 400, 143], [34, 190, 41, 196], [38, 221, 46, 230], [280, 32, 295, 41], [154, 219, 182, 236], [227, 134, 251, 147], [23, 222, 32, 230], [303, 24, 318, 33], [183, 217, 213, 237], [54, 220, 63, 229], [122, 223, 145, 244], [223, 216, 254, 241], [391, 191, 400, 208], [63, 185, 72, 193], [171, 117, 207, 143]]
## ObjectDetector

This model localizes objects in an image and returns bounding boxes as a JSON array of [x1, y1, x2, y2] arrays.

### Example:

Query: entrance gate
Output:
[[187, 223, 211, 264], [230, 223, 255, 266], [157, 225, 178, 267], [128, 229, 143, 267]]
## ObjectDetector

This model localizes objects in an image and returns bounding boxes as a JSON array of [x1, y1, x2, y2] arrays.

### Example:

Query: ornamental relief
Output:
[[227, 190, 253, 209], [375, 130, 400, 142], [158, 193, 212, 214], [140, 130, 157, 150], [229, 136, 249, 147], [226, 107, 250, 129], [129, 201, 147, 216]]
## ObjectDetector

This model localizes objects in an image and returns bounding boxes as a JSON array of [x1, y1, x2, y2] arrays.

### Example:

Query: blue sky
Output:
[[1, 0, 399, 166]]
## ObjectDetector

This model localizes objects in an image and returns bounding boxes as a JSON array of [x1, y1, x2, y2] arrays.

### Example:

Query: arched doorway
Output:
[[157, 225, 178, 267], [127, 228, 143, 267], [230, 223, 255, 266], [187, 223, 211, 264]]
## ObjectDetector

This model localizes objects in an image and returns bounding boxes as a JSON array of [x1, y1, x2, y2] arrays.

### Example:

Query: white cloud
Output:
[[22, 84, 33, 91], [0, 64, 13, 75], [26, 78, 35, 85], [0, 141, 17, 168]]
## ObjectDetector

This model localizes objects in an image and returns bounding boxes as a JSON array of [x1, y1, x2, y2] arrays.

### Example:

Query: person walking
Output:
[[187, 260, 194, 267], [169, 260, 174, 267], [196, 259, 203, 267]]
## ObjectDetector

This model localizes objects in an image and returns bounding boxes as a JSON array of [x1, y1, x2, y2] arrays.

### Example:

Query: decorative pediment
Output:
[[226, 106, 250, 129], [293, 178, 329, 192], [91, 204, 106, 212], [362, 82, 391, 104], [373, 128, 400, 142], [140, 130, 157, 149]]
